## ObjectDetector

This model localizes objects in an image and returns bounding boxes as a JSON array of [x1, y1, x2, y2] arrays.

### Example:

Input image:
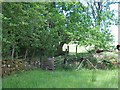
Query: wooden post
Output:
[[63, 49, 68, 65], [76, 45, 78, 56], [67, 45, 69, 54], [65, 49, 68, 57]]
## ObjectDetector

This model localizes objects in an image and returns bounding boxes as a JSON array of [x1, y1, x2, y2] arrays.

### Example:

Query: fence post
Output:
[[76, 45, 78, 56], [67, 45, 69, 55]]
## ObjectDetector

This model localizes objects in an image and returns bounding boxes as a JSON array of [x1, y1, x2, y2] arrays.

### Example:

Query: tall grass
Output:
[[2, 69, 118, 88]]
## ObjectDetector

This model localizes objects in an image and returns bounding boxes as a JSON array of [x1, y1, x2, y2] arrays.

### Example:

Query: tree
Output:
[[56, 1, 114, 50], [2, 2, 115, 59], [85, 0, 115, 50], [2, 2, 61, 58]]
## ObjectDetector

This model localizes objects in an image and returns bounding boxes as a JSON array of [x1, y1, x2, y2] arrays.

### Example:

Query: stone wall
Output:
[[2, 59, 26, 77], [1, 58, 55, 77]]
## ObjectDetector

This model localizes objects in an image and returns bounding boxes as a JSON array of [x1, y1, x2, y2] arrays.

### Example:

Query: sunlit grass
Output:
[[2, 69, 118, 88]]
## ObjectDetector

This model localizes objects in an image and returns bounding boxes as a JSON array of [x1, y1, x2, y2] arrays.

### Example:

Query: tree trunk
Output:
[[15, 52, 18, 59], [32, 50, 35, 59], [11, 45, 15, 60], [24, 49, 28, 60], [57, 42, 65, 55]]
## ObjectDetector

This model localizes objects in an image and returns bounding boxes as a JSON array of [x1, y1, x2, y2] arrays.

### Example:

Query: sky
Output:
[[80, 1, 118, 44], [110, 3, 118, 44]]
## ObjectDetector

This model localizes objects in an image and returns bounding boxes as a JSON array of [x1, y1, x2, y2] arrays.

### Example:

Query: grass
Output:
[[2, 69, 118, 88], [0, 77, 2, 89]]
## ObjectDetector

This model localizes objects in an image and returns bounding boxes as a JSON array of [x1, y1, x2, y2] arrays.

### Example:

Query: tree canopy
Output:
[[2, 1, 115, 59]]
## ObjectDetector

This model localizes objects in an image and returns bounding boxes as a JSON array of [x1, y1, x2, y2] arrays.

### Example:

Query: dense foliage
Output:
[[2, 2, 115, 59]]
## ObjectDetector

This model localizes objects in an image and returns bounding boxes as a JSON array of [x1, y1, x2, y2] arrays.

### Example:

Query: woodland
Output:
[[1, 1, 119, 88]]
